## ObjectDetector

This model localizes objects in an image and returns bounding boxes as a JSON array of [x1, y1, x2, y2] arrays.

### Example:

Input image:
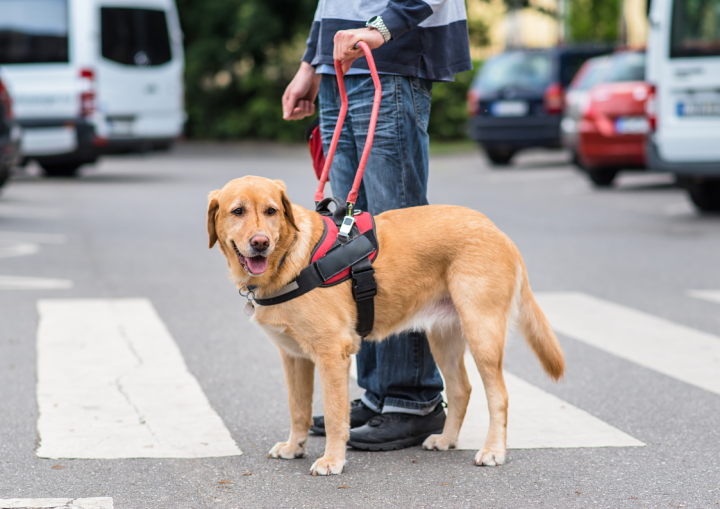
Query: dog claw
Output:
[[475, 449, 505, 466], [268, 441, 305, 459], [310, 457, 345, 476]]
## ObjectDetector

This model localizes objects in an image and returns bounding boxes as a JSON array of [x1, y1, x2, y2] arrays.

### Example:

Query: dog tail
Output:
[[516, 262, 565, 381]]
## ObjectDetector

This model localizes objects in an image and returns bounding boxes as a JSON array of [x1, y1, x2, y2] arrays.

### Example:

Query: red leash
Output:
[[314, 41, 382, 209]]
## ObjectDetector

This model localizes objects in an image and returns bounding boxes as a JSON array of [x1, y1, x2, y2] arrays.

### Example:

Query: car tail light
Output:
[[0, 78, 13, 120], [543, 82, 564, 115], [80, 91, 96, 118], [467, 89, 480, 116], [645, 84, 657, 132], [79, 67, 96, 118]]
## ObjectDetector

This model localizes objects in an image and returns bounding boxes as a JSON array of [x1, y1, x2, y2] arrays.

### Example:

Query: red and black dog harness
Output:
[[252, 197, 378, 337]]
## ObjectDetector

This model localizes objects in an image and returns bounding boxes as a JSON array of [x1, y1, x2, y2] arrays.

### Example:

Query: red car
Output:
[[577, 51, 649, 186], [0, 70, 21, 192]]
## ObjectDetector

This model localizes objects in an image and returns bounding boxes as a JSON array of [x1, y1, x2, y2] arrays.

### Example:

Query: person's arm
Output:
[[282, 12, 322, 121], [282, 62, 321, 121], [333, 0, 449, 73], [378, 0, 448, 41]]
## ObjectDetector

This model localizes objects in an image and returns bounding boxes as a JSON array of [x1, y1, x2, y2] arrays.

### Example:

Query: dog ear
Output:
[[274, 180, 298, 231], [207, 190, 220, 249], [280, 189, 298, 232]]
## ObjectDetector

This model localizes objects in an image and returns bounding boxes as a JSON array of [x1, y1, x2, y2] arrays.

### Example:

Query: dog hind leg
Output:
[[422, 321, 471, 451], [460, 309, 510, 466]]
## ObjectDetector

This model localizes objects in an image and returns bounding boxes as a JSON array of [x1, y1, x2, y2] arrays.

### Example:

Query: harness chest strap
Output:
[[252, 229, 378, 337]]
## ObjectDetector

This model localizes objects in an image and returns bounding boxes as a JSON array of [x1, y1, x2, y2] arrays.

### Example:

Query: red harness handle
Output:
[[314, 41, 382, 207]]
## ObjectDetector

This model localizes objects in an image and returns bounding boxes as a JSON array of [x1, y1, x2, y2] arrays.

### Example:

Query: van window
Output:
[[0, 0, 69, 64], [473, 52, 552, 93], [671, 0, 720, 58], [101, 8, 172, 67]]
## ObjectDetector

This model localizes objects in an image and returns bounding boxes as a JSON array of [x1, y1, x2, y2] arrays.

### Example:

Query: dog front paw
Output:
[[474, 448, 506, 466], [422, 433, 457, 451], [268, 441, 306, 459], [310, 456, 346, 476]]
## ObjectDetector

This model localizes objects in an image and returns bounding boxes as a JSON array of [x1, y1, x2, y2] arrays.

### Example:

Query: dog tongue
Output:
[[247, 256, 268, 275]]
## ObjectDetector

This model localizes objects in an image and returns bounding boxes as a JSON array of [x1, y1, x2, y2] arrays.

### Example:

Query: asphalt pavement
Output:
[[0, 143, 719, 509]]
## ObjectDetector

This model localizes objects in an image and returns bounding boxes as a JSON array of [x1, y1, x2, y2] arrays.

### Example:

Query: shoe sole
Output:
[[309, 426, 326, 437], [347, 428, 444, 452]]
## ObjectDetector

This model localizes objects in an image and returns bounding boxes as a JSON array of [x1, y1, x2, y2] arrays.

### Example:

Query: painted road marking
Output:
[[457, 353, 642, 450], [0, 231, 66, 244], [350, 354, 643, 450], [0, 205, 63, 219], [536, 292, 720, 397], [36, 299, 242, 459], [688, 290, 720, 306], [0, 240, 39, 258], [0, 499, 113, 509], [0, 275, 72, 290]]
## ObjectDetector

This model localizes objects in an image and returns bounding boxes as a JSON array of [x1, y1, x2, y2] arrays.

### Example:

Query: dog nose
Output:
[[250, 235, 269, 251]]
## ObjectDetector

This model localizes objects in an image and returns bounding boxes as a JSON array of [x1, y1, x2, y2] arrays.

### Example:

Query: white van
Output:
[[646, 0, 720, 211], [0, 0, 185, 177]]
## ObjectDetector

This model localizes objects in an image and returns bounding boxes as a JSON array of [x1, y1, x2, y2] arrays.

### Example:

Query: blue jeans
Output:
[[318, 73, 444, 416]]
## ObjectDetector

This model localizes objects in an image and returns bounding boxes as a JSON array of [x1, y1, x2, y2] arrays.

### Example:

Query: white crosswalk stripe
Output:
[[350, 353, 643, 450], [0, 275, 73, 290], [535, 292, 720, 397], [0, 498, 113, 509], [36, 299, 242, 459], [688, 290, 720, 305]]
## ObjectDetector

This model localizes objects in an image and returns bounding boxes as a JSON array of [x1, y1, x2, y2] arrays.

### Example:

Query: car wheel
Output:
[[485, 148, 515, 166], [587, 169, 618, 187], [40, 162, 83, 178], [0, 164, 9, 191], [687, 181, 720, 212]]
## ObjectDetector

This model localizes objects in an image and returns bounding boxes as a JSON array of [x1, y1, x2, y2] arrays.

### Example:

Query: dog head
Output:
[[207, 176, 298, 282]]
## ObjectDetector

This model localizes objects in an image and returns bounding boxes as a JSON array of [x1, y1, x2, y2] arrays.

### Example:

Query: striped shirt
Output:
[[302, 0, 472, 81]]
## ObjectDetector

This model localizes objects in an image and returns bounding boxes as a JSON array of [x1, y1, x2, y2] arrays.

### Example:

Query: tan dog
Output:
[[207, 176, 564, 476]]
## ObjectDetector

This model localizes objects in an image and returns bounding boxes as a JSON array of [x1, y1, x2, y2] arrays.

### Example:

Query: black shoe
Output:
[[347, 402, 446, 451], [310, 399, 380, 436]]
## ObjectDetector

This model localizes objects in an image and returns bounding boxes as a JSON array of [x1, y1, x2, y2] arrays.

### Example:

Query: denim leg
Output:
[[318, 74, 444, 416]]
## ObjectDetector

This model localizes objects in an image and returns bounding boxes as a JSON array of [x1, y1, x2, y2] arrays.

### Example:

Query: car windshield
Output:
[[0, 0, 69, 64], [570, 57, 612, 90], [605, 52, 646, 82], [671, 0, 720, 58], [473, 52, 553, 93]]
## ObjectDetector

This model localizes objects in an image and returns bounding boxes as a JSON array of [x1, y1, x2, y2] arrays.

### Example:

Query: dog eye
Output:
[[232, 207, 244, 216], [266, 207, 277, 216]]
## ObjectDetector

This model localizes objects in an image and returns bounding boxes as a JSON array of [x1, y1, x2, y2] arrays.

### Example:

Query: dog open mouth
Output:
[[233, 241, 268, 275]]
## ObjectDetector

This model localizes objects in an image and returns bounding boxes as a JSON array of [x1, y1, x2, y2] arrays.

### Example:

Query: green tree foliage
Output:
[[177, 1, 484, 141], [176, 0, 316, 140], [427, 63, 481, 140], [567, 0, 621, 43]]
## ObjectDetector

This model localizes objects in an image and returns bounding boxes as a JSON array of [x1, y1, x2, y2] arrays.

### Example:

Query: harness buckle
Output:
[[351, 261, 377, 301]]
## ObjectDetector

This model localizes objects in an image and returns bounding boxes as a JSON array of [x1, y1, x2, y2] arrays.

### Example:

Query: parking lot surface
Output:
[[1, 144, 719, 508]]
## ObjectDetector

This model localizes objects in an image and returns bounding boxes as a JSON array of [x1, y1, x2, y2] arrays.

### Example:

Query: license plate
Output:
[[109, 119, 133, 136], [677, 101, 720, 117], [491, 101, 529, 117], [614, 117, 649, 134]]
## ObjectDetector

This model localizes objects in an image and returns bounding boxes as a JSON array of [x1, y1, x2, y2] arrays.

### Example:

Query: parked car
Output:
[[467, 45, 613, 166], [0, 69, 21, 191], [0, 0, 185, 178], [576, 50, 649, 186], [561, 55, 612, 164], [646, 0, 720, 212]]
